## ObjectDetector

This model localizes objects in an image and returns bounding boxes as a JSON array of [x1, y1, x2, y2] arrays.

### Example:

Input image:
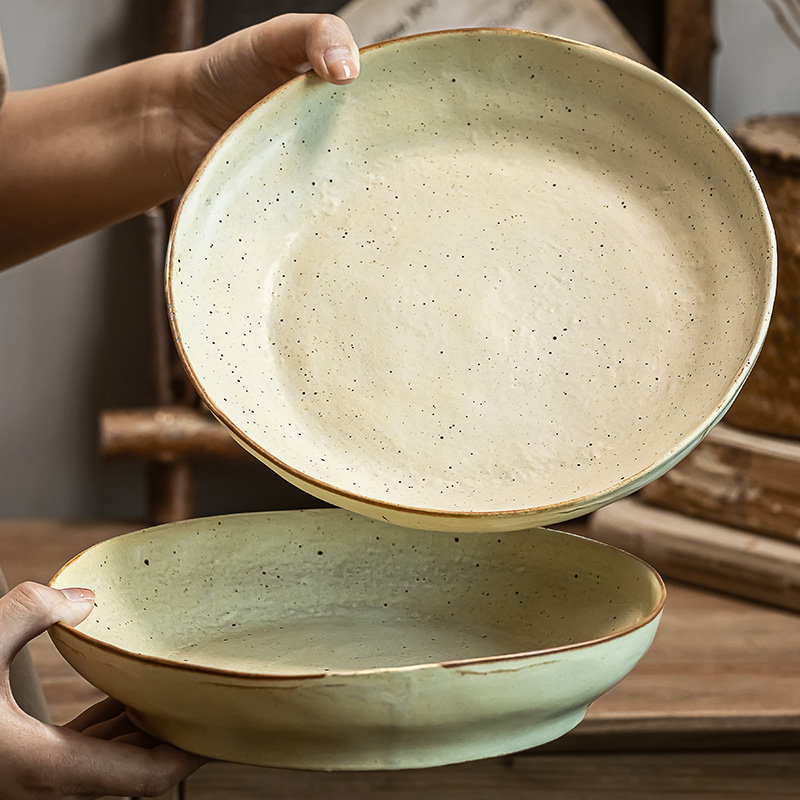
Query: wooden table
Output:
[[2, 518, 800, 798]]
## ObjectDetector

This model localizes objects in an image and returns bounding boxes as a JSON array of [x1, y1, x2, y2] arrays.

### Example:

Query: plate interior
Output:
[[169, 30, 773, 516], [56, 511, 663, 675]]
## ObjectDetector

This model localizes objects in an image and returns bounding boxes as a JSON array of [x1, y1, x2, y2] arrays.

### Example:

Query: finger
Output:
[[113, 731, 162, 748], [48, 726, 205, 798], [304, 13, 360, 84], [0, 582, 94, 668], [64, 697, 125, 732], [68, 699, 155, 742], [252, 13, 360, 85], [82, 711, 139, 741]]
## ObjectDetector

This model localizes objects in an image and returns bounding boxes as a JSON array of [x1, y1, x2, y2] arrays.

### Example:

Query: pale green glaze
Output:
[[51, 509, 664, 770]]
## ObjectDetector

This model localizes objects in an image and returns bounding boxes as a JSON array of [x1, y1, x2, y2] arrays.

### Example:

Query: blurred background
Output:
[[0, 0, 798, 522]]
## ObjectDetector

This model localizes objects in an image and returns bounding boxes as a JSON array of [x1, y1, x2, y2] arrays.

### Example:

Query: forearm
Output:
[[0, 13, 360, 271], [0, 54, 184, 269]]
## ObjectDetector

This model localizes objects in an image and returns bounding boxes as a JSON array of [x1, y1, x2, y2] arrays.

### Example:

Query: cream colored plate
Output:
[[167, 29, 775, 531], [50, 509, 664, 769]]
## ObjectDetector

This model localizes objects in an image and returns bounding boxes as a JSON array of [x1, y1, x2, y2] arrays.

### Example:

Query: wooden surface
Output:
[[733, 113, 800, 177], [639, 423, 800, 543], [184, 751, 799, 799], [100, 407, 246, 462], [3, 517, 800, 797], [663, 0, 716, 107], [725, 114, 800, 437], [590, 498, 800, 612]]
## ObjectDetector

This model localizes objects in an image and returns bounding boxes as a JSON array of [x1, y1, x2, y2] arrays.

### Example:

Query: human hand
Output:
[[0, 582, 204, 799], [168, 12, 360, 188], [0, 12, 359, 268]]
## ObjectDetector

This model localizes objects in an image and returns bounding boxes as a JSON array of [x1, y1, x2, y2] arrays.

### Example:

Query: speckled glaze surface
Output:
[[50, 509, 664, 770], [167, 29, 775, 531]]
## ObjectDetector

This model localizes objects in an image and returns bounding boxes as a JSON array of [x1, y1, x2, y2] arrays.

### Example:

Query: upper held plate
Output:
[[167, 28, 775, 532]]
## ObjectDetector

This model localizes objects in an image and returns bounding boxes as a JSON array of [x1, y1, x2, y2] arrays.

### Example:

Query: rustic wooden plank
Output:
[[584, 572, 800, 740], [183, 751, 800, 799], [589, 498, 800, 611], [732, 113, 800, 176], [725, 114, 800, 437], [544, 714, 800, 753], [99, 407, 247, 461], [639, 423, 800, 543]]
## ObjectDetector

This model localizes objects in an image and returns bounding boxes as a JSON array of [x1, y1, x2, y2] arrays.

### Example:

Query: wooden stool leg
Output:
[[147, 460, 193, 524]]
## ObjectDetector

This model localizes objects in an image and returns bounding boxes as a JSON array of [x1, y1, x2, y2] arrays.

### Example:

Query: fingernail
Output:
[[324, 47, 357, 81], [60, 587, 95, 602]]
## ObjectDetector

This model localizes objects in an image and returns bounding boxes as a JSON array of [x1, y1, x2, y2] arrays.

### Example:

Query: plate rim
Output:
[[49, 510, 667, 681]]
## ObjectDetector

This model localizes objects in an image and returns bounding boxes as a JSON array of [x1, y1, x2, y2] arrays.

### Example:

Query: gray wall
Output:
[[714, 0, 800, 130], [0, 0, 798, 520], [0, 0, 151, 520]]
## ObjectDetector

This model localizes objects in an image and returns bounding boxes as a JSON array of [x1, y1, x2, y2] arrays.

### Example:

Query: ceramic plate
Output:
[[50, 509, 665, 769], [167, 29, 775, 531]]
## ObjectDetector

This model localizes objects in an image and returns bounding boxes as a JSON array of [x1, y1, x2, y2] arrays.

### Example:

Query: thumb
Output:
[[302, 14, 360, 84], [0, 582, 94, 668], [250, 13, 360, 85]]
